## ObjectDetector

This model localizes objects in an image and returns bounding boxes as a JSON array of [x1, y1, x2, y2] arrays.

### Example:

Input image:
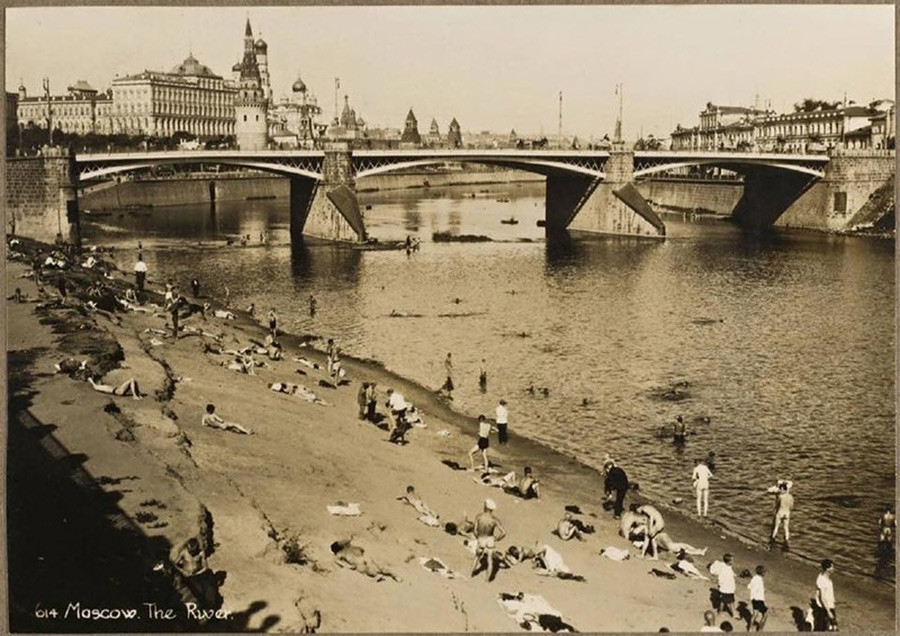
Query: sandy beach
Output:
[[5, 237, 896, 633]]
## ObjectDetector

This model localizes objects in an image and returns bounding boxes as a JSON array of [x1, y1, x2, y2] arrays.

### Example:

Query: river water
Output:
[[82, 180, 895, 580]]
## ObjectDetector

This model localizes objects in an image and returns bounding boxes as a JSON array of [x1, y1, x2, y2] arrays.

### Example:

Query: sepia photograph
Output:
[[3, 3, 896, 632]]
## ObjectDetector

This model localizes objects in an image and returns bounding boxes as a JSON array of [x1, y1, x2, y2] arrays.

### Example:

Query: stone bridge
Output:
[[68, 147, 834, 243]]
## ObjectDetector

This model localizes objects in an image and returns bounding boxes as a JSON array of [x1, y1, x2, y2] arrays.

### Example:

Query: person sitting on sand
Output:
[[172, 537, 221, 610], [397, 485, 439, 519], [508, 466, 540, 499], [556, 512, 585, 541], [124, 287, 138, 304], [330, 539, 401, 582], [472, 498, 507, 581], [88, 376, 143, 399], [201, 403, 252, 435]]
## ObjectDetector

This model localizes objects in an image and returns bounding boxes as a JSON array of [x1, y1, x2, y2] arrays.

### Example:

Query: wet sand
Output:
[[5, 237, 895, 632]]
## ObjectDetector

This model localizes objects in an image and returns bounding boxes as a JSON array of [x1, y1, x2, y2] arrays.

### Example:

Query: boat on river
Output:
[[500, 217, 519, 225]]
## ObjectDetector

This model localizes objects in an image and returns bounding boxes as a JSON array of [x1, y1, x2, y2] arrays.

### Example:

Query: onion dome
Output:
[[292, 75, 307, 93]]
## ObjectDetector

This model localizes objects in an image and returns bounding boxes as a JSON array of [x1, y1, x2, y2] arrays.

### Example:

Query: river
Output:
[[82, 180, 896, 581]]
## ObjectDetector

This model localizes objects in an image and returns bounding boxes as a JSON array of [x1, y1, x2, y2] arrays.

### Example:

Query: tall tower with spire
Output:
[[234, 18, 269, 150]]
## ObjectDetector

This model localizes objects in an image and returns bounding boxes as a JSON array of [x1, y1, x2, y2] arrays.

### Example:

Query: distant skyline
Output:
[[5, 5, 895, 140]]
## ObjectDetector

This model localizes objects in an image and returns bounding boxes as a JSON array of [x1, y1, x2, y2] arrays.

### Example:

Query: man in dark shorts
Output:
[[673, 415, 687, 445], [709, 553, 736, 618], [747, 565, 768, 631], [468, 415, 493, 472]]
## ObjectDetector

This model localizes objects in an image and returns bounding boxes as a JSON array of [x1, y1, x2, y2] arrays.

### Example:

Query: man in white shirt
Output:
[[692, 458, 713, 517], [708, 553, 736, 618], [133, 254, 148, 292], [495, 399, 509, 445], [748, 565, 768, 631], [815, 559, 837, 631], [385, 388, 407, 431]]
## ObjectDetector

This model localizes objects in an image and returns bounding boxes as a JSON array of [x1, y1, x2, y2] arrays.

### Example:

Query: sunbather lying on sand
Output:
[[504, 544, 585, 581], [331, 539, 401, 582], [201, 403, 253, 435], [397, 485, 439, 519], [268, 382, 329, 405], [88, 376, 143, 399]]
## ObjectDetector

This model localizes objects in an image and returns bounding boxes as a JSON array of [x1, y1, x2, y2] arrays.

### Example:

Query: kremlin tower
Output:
[[233, 19, 269, 150]]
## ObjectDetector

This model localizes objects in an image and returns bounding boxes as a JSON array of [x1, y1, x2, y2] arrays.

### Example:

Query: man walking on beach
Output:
[[768, 480, 794, 548], [134, 253, 147, 293], [603, 458, 629, 519], [471, 498, 506, 581], [495, 399, 509, 445], [815, 559, 837, 631], [748, 565, 768, 631], [709, 553, 736, 618], [693, 457, 713, 517], [468, 415, 494, 473]]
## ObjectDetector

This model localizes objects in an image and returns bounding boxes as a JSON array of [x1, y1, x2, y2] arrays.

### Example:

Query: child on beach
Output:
[[748, 565, 768, 631]]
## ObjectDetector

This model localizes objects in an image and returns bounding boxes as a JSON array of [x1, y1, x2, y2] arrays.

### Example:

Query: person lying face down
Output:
[[330, 538, 401, 582]]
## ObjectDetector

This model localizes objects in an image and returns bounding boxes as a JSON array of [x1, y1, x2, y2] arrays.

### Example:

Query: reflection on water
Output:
[[84, 180, 895, 581]]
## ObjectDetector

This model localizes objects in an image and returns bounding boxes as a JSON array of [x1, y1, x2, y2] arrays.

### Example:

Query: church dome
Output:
[[255, 38, 268, 51], [170, 54, 219, 78], [292, 76, 307, 93]]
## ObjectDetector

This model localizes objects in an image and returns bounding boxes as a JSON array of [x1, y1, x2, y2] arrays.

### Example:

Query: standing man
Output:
[[636, 504, 665, 560], [815, 559, 837, 631], [267, 309, 278, 339], [471, 498, 506, 581], [357, 383, 369, 420], [768, 480, 794, 547], [170, 295, 184, 338], [365, 382, 378, 422], [692, 458, 713, 517], [468, 415, 493, 473], [134, 253, 147, 293], [442, 352, 454, 399], [603, 458, 630, 519], [309, 294, 317, 317], [709, 553, 736, 618], [747, 565, 768, 631], [191, 277, 201, 298], [479, 358, 488, 392], [495, 399, 509, 445], [385, 388, 407, 431], [673, 415, 687, 445]]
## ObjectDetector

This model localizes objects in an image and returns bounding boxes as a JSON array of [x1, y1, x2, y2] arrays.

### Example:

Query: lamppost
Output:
[[42, 77, 53, 146]]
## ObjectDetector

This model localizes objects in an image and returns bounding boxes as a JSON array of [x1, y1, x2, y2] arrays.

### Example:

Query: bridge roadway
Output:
[[74, 148, 831, 242], [76, 148, 829, 182]]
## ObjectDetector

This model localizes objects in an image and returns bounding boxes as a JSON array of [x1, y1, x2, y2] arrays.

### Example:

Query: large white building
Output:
[[110, 55, 237, 139], [16, 80, 113, 135]]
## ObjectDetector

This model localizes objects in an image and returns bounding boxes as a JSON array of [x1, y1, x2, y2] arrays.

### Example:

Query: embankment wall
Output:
[[636, 180, 743, 215], [80, 170, 543, 210], [6, 149, 80, 244]]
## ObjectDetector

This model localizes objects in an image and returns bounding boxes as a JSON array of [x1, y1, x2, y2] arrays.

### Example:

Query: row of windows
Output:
[[115, 85, 233, 104], [112, 102, 234, 118]]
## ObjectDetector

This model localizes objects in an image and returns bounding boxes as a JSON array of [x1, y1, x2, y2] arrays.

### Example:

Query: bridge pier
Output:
[[550, 146, 665, 238], [6, 147, 81, 247], [731, 167, 817, 229], [291, 144, 366, 243]]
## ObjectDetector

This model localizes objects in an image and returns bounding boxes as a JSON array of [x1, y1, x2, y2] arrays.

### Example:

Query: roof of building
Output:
[[245, 18, 253, 37], [68, 80, 97, 93], [292, 75, 307, 93], [844, 125, 873, 138], [406, 108, 417, 123], [704, 104, 761, 115], [255, 38, 268, 50], [169, 54, 220, 78]]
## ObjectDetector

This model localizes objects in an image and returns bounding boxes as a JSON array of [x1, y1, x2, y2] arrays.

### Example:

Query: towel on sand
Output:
[[599, 547, 630, 562], [327, 503, 361, 516], [497, 592, 577, 632], [419, 557, 456, 578]]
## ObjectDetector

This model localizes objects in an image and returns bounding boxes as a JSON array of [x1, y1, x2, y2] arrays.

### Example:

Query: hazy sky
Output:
[[5, 5, 895, 140]]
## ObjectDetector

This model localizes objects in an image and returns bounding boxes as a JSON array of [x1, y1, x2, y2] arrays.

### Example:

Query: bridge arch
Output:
[[75, 151, 324, 183], [632, 152, 828, 180]]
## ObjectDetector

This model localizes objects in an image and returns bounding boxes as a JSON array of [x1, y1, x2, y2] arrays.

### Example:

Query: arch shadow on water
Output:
[[290, 238, 363, 288], [543, 229, 663, 274]]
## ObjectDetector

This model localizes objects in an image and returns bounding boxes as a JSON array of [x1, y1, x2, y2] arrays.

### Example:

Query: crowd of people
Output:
[[11, 234, 892, 632]]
